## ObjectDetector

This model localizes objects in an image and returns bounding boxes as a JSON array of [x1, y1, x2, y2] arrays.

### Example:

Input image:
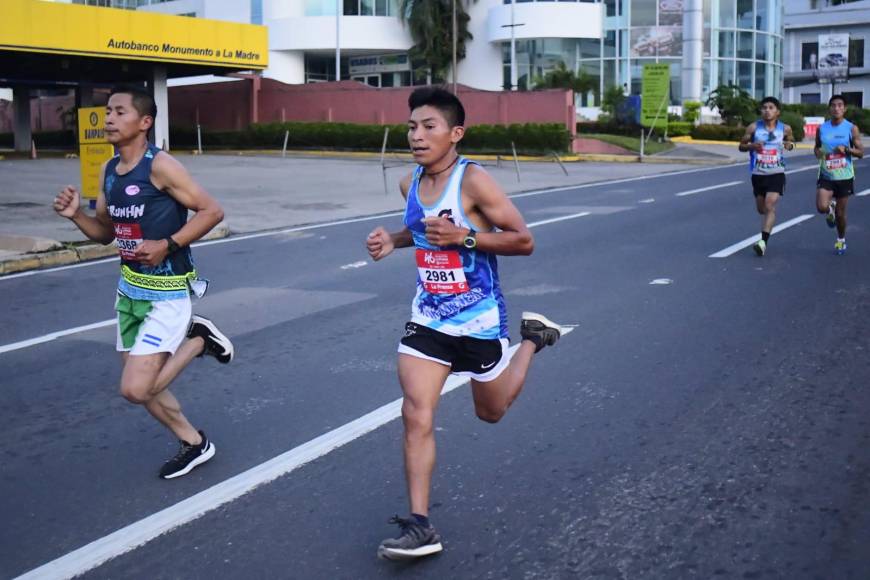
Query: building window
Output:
[[802, 42, 819, 70], [850, 38, 865, 68], [842, 92, 863, 108], [801, 92, 821, 105]]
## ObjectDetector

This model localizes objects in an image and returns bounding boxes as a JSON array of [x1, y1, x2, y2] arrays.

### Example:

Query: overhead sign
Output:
[[641, 63, 670, 129], [817, 33, 849, 84], [77, 107, 114, 201], [0, 0, 268, 69], [349, 54, 410, 75]]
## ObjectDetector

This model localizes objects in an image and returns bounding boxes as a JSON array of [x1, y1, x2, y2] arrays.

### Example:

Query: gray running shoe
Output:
[[520, 312, 562, 353], [827, 200, 837, 228], [377, 516, 443, 560]]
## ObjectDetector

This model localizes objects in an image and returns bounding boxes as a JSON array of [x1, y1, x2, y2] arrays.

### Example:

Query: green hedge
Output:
[[779, 111, 806, 141], [171, 122, 571, 154], [667, 122, 693, 137], [691, 124, 746, 141], [783, 103, 870, 134]]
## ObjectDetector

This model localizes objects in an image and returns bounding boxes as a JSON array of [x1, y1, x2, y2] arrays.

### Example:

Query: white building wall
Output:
[[486, 2, 602, 43], [457, 0, 503, 91]]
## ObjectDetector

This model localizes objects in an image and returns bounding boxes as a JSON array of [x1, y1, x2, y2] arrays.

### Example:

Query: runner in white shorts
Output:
[[54, 85, 234, 479]]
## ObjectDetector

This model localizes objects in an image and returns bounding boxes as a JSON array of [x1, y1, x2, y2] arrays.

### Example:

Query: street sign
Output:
[[641, 63, 670, 129], [77, 107, 113, 200]]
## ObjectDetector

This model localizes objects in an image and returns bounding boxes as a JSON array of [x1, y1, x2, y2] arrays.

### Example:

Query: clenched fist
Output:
[[366, 227, 394, 261], [53, 185, 81, 219]]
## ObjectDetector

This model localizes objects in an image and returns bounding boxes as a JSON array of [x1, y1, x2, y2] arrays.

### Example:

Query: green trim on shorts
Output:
[[116, 294, 154, 349]]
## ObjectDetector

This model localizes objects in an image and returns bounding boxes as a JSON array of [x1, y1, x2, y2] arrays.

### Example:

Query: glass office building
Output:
[[512, 0, 784, 104]]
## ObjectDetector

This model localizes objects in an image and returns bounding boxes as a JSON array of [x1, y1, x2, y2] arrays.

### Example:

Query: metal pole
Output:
[[552, 151, 568, 176], [510, 0, 517, 91], [282, 129, 289, 158], [335, 0, 341, 81], [381, 127, 391, 195], [639, 128, 644, 159], [452, 0, 458, 95], [511, 141, 521, 182], [196, 124, 202, 155]]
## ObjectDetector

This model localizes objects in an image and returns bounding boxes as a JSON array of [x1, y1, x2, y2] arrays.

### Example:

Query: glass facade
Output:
[[506, 0, 784, 104]]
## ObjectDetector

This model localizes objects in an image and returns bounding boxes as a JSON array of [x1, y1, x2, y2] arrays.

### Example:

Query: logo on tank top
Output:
[[438, 209, 455, 224], [125, 185, 141, 196]]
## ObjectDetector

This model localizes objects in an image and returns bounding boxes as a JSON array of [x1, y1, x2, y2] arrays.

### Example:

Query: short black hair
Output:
[[408, 87, 465, 127], [109, 85, 157, 119], [829, 94, 847, 107], [760, 96, 781, 110]]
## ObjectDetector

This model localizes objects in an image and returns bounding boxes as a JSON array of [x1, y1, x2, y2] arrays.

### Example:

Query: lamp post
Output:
[[452, 0, 458, 94], [335, 0, 341, 81], [501, 0, 523, 90]]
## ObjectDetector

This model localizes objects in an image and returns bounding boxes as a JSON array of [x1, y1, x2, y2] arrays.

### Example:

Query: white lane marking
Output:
[[0, 319, 115, 355], [708, 214, 814, 258], [649, 278, 673, 285], [340, 261, 368, 270], [675, 180, 742, 197], [0, 211, 592, 357], [856, 188, 870, 197], [527, 211, 591, 227], [510, 162, 744, 200], [1, 163, 746, 283], [639, 198, 655, 204], [785, 164, 818, 175], [15, 327, 574, 580]]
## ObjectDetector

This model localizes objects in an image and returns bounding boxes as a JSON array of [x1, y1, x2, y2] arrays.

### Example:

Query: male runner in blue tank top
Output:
[[366, 87, 563, 560], [738, 96, 795, 256], [53, 86, 233, 479], [814, 94, 864, 255]]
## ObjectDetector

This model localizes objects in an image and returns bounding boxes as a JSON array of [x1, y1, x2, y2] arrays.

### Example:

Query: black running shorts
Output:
[[398, 322, 510, 382], [817, 178, 854, 198], [751, 173, 786, 197]]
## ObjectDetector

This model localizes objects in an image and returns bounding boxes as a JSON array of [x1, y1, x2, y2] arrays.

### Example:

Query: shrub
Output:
[[0, 130, 77, 148], [682, 101, 702, 124], [691, 124, 746, 141], [170, 121, 571, 154], [779, 111, 806, 141], [667, 122, 693, 137]]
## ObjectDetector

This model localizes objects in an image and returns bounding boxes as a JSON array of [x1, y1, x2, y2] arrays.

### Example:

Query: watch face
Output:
[[464, 236, 476, 249]]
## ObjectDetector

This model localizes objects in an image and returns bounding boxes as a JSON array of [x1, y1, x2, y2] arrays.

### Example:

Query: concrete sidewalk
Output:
[[0, 150, 731, 275]]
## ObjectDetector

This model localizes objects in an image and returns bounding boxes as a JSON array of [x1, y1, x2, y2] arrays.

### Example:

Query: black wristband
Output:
[[165, 237, 181, 254]]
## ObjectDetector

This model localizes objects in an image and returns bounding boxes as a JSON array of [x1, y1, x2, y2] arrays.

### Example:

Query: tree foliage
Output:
[[532, 61, 598, 97], [399, 0, 475, 83], [706, 84, 756, 126]]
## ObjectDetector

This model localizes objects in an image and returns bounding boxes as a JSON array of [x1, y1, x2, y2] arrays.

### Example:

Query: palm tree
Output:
[[399, 0, 475, 84]]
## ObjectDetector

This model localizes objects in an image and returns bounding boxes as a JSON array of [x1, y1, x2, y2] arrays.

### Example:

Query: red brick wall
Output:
[[169, 78, 575, 136]]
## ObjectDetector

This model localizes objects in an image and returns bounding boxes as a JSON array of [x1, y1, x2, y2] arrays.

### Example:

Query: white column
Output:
[[150, 65, 169, 150], [682, 0, 703, 103], [12, 86, 32, 153]]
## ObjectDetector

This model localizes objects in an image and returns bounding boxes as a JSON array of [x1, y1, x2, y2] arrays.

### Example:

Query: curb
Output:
[[0, 223, 231, 277]]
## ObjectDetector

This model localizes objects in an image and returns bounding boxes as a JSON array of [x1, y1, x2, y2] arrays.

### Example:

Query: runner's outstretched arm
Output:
[[53, 162, 115, 244]]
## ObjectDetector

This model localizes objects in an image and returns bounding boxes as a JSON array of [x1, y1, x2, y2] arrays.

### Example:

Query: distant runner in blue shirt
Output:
[[814, 94, 865, 255], [738, 96, 796, 256]]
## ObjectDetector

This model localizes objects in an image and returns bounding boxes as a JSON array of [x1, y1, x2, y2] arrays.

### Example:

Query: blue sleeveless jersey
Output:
[[818, 119, 855, 181], [104, 144, 195, 301], [403, 158, 508, 340], [749, 120, 786, 175]]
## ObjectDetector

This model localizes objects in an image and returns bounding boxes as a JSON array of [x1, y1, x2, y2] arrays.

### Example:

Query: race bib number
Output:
[[825, 152, 847, 171], [416, 249, 468, 294], [114, 222, 143, 260], [758, 148, 780, 166]]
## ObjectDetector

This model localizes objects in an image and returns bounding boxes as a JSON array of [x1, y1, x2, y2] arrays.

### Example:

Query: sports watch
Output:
[[462, 230, 477, 250], [165, 237, 181, 254]]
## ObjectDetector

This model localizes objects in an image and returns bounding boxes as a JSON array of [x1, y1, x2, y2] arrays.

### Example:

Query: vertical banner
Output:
[[817, 33, 849, 84], [641, 63, 670, 130], [77, 107, 114, 200]]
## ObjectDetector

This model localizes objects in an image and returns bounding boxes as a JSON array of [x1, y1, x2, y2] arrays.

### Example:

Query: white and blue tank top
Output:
[[103, 144, 195, 301], [750, 120, 786, 175], [403, 157, 508, 340]]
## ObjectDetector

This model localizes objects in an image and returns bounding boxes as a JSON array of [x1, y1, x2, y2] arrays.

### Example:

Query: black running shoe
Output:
[[159, 430, 215, 480], [520, 311, 561, 353], [187, 315, 234, 363], [377, 516, 443, 560]]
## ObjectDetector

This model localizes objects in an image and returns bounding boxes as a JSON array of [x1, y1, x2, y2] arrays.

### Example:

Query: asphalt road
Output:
[[2, 155, 870, 579]]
